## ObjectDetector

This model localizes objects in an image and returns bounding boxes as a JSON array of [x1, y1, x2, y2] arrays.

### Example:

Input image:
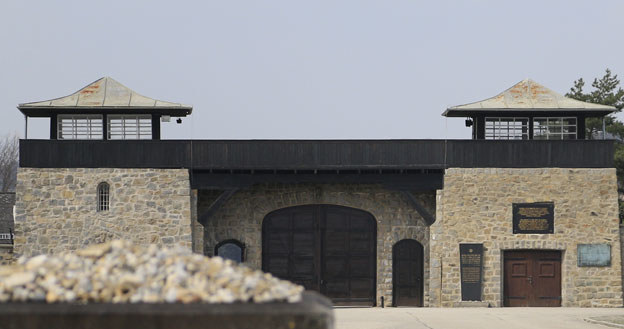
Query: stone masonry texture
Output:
[[621, 224, 624, 304], [199, 183, 434, 307], [14, 168, 192, 257], [431, 168, 622, 307], [0, 246, 13, 265], [12, 166, 623, 308]]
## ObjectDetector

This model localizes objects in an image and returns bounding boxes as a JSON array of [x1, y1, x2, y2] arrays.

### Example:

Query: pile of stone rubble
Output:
[[0, 240, 303, 304]]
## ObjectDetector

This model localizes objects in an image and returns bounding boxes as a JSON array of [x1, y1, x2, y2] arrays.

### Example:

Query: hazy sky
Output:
[[1, 1, 623, 140]]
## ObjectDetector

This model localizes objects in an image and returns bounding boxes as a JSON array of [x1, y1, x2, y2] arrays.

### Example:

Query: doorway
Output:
[[262, 205, 377, 306], [503, 250, 561, 307], [392, 239, 424, 306]]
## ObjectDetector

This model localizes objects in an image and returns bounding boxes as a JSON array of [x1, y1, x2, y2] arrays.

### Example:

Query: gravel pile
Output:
[[0, 240, 303, 304]]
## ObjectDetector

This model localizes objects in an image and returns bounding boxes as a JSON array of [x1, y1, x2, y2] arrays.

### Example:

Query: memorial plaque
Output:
[[512, 202, 554, 234], [459, 243, 483, 301], [578, 244, 611, 267]]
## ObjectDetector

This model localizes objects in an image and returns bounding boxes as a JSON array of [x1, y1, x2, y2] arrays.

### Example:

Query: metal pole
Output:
[[24, 115, 28, 139], [603, 117, 606, 140]]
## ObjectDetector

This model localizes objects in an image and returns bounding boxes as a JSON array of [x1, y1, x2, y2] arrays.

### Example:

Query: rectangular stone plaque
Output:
[[460, 243, 483, 301], [578, 244, 611, 267], [512, 202, 554, 234]]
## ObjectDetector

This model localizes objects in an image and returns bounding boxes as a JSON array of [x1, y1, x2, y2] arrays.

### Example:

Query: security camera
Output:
[[176, 118, 182, 124]]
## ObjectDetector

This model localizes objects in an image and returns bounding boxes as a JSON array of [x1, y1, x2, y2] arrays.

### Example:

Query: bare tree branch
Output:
[[0, 134, 18, 192]]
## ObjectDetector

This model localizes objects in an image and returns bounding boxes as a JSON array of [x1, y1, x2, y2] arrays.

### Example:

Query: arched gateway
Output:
[[262, 205, 377, 306]]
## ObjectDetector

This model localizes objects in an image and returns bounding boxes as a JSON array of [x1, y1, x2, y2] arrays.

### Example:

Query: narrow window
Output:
[[58, 115, 103, 140], [97, 182, 110, 212], [215, 239, 245, 263], [108, 115, 152, 140]]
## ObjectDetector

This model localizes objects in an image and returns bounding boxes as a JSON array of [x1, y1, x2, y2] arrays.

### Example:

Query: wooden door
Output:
[[504, 250, 561, 307], [321, 206, 377, 306], [262, 206, 319, 291], [262, 205, 377, 306], [392, 239, 424, 307]]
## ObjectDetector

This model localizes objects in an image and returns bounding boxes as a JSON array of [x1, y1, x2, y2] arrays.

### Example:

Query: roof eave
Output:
[[18, 106, 193, 117], [442, 108, 615, 117]]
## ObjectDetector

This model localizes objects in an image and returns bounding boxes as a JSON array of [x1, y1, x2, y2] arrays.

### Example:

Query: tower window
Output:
[[108, 115, 152, 140], [97, 182, 110, 212], [533, 117, 577, 140], [58, 115, 103, 140], [485, 117, 529, 140]]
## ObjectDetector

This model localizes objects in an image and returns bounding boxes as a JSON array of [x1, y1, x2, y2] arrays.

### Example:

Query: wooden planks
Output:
[[20, 139, 614, 169], [393, 239, 424, 307], [262, 205, 377, 306]]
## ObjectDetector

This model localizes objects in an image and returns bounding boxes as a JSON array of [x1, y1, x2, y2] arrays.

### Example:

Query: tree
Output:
[[566, 69, 624, 139], [0, 135, 18, 192], [567, 69, 624, 222]]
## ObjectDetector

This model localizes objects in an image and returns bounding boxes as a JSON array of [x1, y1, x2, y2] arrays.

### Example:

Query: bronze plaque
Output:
[[513, 203, 554, 234]]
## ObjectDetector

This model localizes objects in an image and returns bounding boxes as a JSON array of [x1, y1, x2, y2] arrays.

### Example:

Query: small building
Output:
[[19, 76, 192, 140], [444, 78, 613, 140], [13, 77, 623, 307]]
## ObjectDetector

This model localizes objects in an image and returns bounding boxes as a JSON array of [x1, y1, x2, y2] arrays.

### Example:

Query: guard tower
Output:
[[18, 77, 192, 140], [443, 79, 615, 140]]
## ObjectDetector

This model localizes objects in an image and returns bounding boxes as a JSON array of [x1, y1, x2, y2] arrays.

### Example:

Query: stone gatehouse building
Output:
[[12, 77, 623, 307]]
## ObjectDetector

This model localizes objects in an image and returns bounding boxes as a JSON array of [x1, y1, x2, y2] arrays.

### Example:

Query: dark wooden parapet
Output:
[[445, 140, 614, 168], [0, 291, 334, 329], [189, 140, 447, 170], [20, 139, 614, 169], [20, 140, 191, 169]]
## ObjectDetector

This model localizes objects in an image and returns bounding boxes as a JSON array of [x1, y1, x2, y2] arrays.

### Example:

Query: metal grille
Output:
[[533, 117, 577, 140], [108, 115, 152, 140], [485, 117, 529, 140], [58, 115, 103, 140], [97, 182, 110, 212], [0, 233, 13, 240]]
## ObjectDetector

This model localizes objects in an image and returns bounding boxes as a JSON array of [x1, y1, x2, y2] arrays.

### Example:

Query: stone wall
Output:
[[432, 168, 622, 307], [0, 245, 13, 265], [190, 189, 203, 254], [199, 184, 434, 307], [14, 168, 192, 257], [621, 224, 624, 304]]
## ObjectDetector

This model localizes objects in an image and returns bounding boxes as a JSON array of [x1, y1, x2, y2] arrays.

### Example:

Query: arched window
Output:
[[215, 239, 245, 263], [97, 182, 110, 212]]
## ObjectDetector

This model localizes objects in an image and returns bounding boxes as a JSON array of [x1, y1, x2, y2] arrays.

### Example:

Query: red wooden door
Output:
[[504, 250, 561, 307]]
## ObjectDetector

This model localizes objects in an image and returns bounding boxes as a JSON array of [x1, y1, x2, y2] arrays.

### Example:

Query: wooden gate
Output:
[[504, 250, 561, 307], [392, 239, 424, 307], [262, 205, 377, 306]]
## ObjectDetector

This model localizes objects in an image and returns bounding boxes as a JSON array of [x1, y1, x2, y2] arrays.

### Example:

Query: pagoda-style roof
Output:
[[18, 77, 192, 117], [443, 79, 615, 117]]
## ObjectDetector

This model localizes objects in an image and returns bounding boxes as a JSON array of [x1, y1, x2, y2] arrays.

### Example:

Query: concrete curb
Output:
[[584, 317, 624, 329], [0, 291, 334, 329]]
